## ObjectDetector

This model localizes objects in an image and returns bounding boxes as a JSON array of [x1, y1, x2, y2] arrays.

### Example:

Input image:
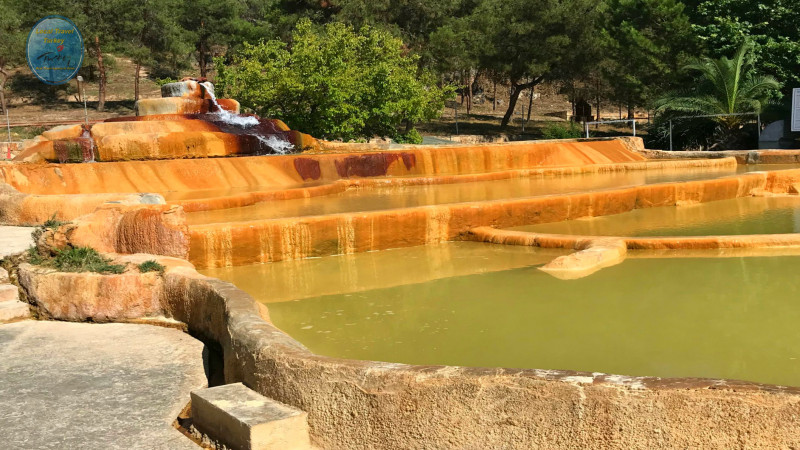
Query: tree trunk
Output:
[[492, 80, 497, 111], [199, 20, 208, 78], [501, 77, 544, 129], [199, 41, 207, 78], [404, 118, 413, 134], [595, 98, 600, 128], [134, 62, 141, 102], [627, 104, 634, 120], [95, 36, 106, 112], [466, 73, 473, 115], [501, 83, 522, 128], [526, 86, 534, 123], [0, 68, 7, 115]]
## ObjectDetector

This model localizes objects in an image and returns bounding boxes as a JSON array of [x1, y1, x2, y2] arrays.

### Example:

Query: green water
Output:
[[206, 245, 800, 387], [512, 196, 800, 237], [186, 167, 746, 224]]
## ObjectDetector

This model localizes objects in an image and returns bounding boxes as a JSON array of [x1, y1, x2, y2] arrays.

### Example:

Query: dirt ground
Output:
[[1, 58, 647, 141]]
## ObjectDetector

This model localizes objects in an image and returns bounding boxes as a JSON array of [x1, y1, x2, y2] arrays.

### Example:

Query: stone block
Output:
[[191, 383, 311, 450], [0, 300, 29, 322], [0, 284, 19, 302]]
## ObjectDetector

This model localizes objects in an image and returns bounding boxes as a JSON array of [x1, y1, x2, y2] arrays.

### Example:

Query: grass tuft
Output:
[[137, 260, 166, 274], [30, 246, 126, 274]]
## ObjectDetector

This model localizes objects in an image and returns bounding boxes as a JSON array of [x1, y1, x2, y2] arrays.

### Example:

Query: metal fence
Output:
[[583, 119, 638, 138], [667, 112, 760, 150]]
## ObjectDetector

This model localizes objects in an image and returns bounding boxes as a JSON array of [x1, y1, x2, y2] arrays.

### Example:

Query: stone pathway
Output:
[[0, 226, 35, 323], [0, 226, 34, 258], [0, 321, 207, 449]]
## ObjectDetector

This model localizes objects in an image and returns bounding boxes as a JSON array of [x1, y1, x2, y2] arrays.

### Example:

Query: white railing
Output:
[[583, 119, 638, 138]]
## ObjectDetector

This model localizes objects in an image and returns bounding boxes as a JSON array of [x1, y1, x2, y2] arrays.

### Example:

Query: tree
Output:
[[215, 19, 452, 141], [179, 0, 250, 78], [114, 0, 192, 100], [0, 0, 26, 114], [466, 0, 602, 128], [686, 0, 800, 97], [600, 0, 695, 118], [335, 0, 464, 68], [655, 42, 781, 149]]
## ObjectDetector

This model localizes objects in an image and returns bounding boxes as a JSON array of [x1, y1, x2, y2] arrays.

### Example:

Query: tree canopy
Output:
[[215, 20, 450, 141], [2, 0, 800, 145]]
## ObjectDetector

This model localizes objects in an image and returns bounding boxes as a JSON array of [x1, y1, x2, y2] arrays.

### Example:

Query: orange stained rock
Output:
[[538, 238, 627, 280], [135, 98, 240, 116], [89, 120, 222, 141], [465, 227, 800, 251], [2, 138, 653, 195], [41, 124, 84, 141], [187, 171, 772, 268], [174, 157, 738, 213], [64, 204, 189, 259]]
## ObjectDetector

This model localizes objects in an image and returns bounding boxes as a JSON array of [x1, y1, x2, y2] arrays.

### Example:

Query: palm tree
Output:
[[655, 42, 781, 149]]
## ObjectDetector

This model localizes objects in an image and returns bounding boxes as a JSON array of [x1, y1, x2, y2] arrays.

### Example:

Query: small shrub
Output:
[[393, 129, 424, 144], [541, 122, 583, 140], [30, 247, 126, 274], [31, 215, 68, 242], [154, 77, 179, 86], [26, 246, 44, 265], [138, 260, 166, 274]]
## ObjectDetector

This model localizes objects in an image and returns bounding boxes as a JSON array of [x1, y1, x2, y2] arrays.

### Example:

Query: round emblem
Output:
[[26, 16, 84, 85]]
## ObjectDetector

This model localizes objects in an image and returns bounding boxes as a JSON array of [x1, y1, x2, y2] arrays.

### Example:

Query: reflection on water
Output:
[[228, 254, 800, 387], [186, 167, 744, 224], [201, 242, 567, 303], [511, 196, 800, 236]]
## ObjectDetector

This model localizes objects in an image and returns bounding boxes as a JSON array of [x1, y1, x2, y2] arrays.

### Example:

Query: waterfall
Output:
[[201, 82, 295, 154]]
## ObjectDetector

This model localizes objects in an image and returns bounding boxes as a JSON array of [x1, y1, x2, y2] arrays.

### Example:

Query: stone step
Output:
[[0, 300, 29, 323], [0, 284, 19, 302], [191, 383, 312, 450]]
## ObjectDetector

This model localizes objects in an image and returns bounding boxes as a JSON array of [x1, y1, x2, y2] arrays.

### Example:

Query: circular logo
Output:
[[26, 16, 84, 85]]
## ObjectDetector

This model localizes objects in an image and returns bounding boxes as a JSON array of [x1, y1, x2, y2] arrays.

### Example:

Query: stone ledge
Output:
[[0, 300, 29, 322], [0, 284, 18, 302], [191, 383, 311, 450]]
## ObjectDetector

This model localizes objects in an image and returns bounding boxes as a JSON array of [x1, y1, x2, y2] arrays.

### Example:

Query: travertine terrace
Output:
[[8, 82, 800, 448]]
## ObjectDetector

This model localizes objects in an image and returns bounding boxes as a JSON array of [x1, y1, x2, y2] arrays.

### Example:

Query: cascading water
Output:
[[201, 82, 295, 155]]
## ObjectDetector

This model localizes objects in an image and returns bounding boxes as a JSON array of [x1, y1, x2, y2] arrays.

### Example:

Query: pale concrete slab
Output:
[[0, 321, 207, 449], [192, 383, 311, 450], [0, 284, 19, 302], [0, 226, 34, 258], [0, 300, 29, 322]]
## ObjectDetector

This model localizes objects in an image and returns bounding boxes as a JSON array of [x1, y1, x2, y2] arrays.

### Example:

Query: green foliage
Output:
[[599, 0, 695, 111], [154, 78, 179, 87], [655, 43, 781, 149], [42, 216, 67, 230], [541, 122, 584, 140], [31, 247, 126, 274], [137, 260, 165, 274], [30, 215, 68, 243], [10, 126, 47, 140], [216, 20, 452, 141], [687, 0, 800, 96], [393, 129, 424, 144]]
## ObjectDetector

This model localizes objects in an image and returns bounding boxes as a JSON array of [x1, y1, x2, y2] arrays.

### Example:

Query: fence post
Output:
[[632, 119, 636, 137], [454, 105, 459, 136], [584, 122, 589, 138], [669, 120, 673, 151], [5, 107, 10, 145], [757, 114, 761, 139]]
